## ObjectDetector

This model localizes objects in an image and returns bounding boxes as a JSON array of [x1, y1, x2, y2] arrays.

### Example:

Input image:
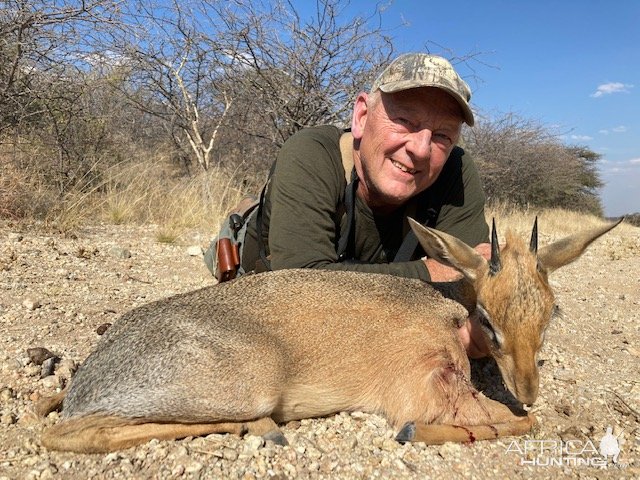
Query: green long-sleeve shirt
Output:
[[242, 125, 489, 280]]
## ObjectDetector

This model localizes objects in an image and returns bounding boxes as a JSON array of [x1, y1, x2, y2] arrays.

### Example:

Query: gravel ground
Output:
[[0, 220, 638, 479]]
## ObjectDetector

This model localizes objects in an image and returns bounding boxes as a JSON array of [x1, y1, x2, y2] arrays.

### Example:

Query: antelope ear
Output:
[[537, 218, 623, 274], [409, 218, 487, 282]]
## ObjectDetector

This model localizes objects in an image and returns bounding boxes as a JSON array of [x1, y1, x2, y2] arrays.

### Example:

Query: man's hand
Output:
[[423, 258, 461, 282], [458, 315, 490, 358], [423, 242, 491, 282]]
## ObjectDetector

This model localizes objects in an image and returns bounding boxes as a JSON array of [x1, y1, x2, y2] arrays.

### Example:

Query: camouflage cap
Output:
[[371, 53, 474, 126]]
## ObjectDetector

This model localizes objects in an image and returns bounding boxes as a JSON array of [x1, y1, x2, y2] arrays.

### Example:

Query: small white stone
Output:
[[103, 452, 120, 463], [171, 465, 185, 476], [41, 375, 61, 389], [222, 447, 238, 461], [382, 438, 398, 451], [23, 299, 40, 311], [0, 412, 16, 425], [243, 435, 264, 452], [185, 461, 203, 473]]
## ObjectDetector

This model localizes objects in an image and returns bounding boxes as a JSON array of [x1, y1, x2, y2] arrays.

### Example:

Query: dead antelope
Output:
[[38, 218, 621, 453]]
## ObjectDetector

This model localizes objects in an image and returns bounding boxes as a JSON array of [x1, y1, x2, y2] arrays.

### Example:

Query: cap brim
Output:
[[378, 82, 474, 126]]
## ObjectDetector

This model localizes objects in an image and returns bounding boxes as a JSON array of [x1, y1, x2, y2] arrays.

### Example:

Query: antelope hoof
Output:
[[263, 430, 289, 446], [395, 421, 416, 444]]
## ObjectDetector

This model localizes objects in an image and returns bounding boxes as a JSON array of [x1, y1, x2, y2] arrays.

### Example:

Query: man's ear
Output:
[[351, 92, 370, 140]]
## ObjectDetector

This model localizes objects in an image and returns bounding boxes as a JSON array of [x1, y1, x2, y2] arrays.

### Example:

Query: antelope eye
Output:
[[478, 316, 498, 345], [475, 306, 501, 348]]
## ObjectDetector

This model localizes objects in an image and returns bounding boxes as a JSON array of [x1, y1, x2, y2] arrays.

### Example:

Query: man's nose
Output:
[[406, 129, 432, 160]]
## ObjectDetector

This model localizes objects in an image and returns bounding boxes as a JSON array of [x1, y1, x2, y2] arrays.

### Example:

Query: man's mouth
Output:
[[391, 159, 417, 174]]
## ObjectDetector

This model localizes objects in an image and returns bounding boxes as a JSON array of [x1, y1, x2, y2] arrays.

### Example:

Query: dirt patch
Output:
[[1, 221, 638, 479]]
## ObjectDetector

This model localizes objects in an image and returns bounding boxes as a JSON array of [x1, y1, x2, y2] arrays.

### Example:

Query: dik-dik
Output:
[[39, 218, 621, 453]]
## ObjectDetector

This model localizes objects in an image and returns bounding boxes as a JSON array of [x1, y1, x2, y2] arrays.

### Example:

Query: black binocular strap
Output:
[[392, 206, 440, 262], [337, 168, 359, 262]]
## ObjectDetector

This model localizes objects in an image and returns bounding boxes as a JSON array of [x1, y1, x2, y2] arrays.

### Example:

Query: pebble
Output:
[[55, 268, 69, 278], [171, 465, 185, 476], [438, 442, 462, 457], [27, 347, 56, 366], [553, 367, 576, 383], [243, 435, 264, 452], [109, 246, 131, 259], [23, 298, 41, 311], [185, 461, 204, 473], [0, 387, 14, 402], [223, 447, 239, 461], [1, 412, 16, 425], [56, 358, 78, 379], [96, 323, 112, 335], [382, 438, 398, 451], [173, 445, 188, 458], [187, 245, 203, 256], [23, 365, 41, 377], [41, 375, 61, 389], [307, 446, 322, 460], [151, 447, 168, 461], [104, 452, 121, 463], [40, 357, 56, 377]]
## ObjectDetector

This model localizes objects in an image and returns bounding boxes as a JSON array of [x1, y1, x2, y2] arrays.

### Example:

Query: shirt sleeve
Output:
[[267, 127, 346, 270]]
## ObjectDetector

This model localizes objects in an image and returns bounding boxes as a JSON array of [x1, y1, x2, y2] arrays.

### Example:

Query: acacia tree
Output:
[[101, 0, 234, 172], [465, 113, 604, 214], [107, 0, 393, 172], [209, 0, 393, 146], [0, 0, 127, 192]]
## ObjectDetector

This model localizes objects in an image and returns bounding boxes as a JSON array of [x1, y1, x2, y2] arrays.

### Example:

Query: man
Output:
[[219, 53, 491, 357]]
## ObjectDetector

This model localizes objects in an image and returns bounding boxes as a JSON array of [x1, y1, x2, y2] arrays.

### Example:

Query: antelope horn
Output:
[[530, 216, 539, 254], [489, 218, 501, 275]]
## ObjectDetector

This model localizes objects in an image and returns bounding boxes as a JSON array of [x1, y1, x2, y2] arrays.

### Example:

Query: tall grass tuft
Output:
[[486, 201, 615, 240], [46, 156, 252, 240]]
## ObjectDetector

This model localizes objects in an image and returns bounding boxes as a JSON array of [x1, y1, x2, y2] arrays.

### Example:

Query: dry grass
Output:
[[0, 162, 57, 220], [3, 151, 636, 249], [486, 201, 640, 260], [486, 201, 625, 239], [46, 158, 250, 242]]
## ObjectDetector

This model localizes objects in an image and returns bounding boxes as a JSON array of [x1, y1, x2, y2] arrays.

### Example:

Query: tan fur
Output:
[[39, 219, 621, 452], [41, 415, 279, 453]]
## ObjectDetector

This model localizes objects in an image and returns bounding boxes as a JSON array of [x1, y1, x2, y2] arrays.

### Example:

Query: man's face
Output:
[[351, 87, 463, 212]]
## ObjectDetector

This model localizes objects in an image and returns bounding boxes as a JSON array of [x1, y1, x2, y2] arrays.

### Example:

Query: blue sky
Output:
[[296, 0, 639, 216]]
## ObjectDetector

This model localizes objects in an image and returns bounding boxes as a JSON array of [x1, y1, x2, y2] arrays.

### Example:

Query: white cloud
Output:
[[599, 126, 628, 135], [570, 134, 593, 141], [600, 158, 640, 175], [590, 82, 634, 98]]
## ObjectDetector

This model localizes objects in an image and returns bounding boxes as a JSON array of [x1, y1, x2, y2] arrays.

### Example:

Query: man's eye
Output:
[[433, 133, 452, 147], [397, 117, 412, 126]]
